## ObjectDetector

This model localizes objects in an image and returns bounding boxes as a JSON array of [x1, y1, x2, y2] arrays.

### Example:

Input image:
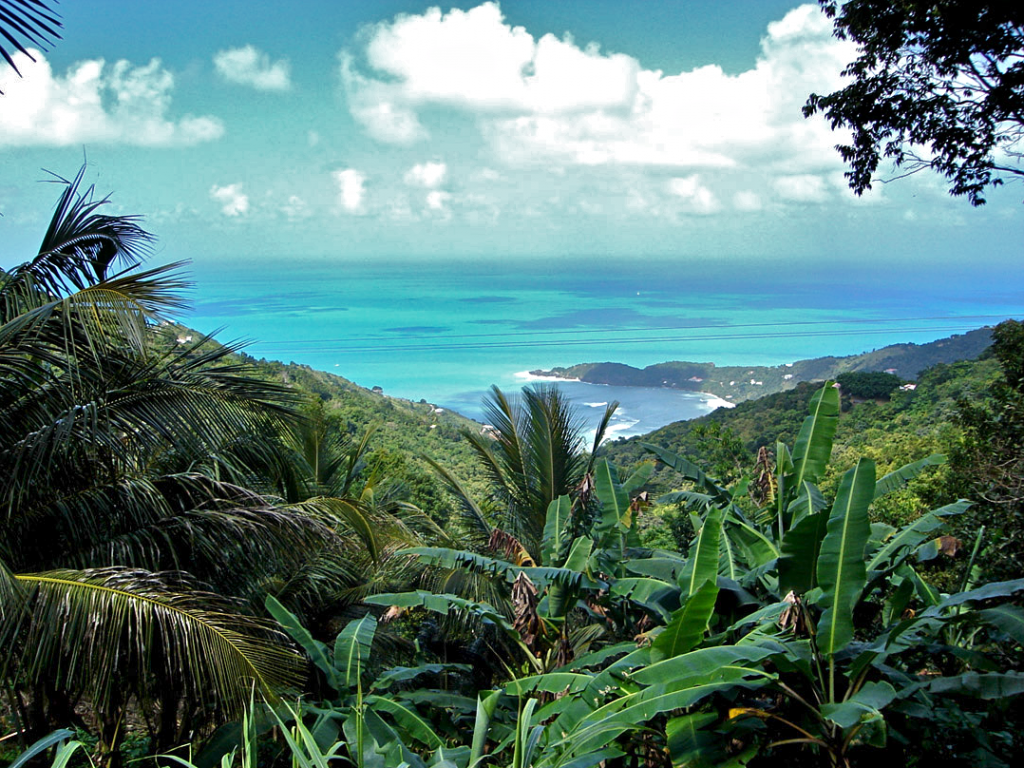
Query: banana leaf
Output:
[[678, 507, 723, 596], [541, 495, 572, 567], [815, 459, 875, 658], [790, 384, 840, 489], [873, 454, 946, 498], [335, 614, 377, 690], [651, 580, 719, 661]]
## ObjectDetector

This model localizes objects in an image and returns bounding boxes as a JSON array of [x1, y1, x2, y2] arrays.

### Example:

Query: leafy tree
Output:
[[446, 384, 617, 559], [0, 170, 367, 765], [946, 319, 1024, 581], [836, 370, 903, 399], [805, 0, 1024, 205]]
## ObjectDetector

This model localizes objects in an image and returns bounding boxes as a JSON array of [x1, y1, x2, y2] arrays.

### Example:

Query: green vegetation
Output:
[[536, 326, 992, 403], [3, 176, 1023, 768]]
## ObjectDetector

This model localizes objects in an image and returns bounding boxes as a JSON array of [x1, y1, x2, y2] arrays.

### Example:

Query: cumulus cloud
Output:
[[210, 183, 249, 216], [341, 2, 855, 177], [214, 45, 291, 91], [668, 175, 720, 214], [773, 174, 828, 203], [404, 161, 447, 188], [0, 50, 224, 146], [333, 169, 367, 213]]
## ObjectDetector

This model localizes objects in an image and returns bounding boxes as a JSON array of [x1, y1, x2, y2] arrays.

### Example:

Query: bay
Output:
[[184, 256, 1024, 438]]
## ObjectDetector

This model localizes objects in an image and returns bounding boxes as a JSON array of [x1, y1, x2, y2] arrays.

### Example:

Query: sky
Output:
[[0, 0, 1021, 271]]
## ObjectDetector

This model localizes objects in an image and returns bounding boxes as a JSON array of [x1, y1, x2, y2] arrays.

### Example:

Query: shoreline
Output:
[[514, 369, 735, 412]]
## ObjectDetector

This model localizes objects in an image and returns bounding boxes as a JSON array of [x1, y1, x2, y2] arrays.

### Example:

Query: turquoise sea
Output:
[[185, 257, 1024, 438]]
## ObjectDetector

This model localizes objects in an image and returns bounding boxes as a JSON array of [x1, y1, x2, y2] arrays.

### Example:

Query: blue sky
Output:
[[0, 0, 1020, 270]]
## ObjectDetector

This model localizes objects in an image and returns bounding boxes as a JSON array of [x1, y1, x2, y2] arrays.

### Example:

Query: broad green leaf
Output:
[[265, 595, 340, 691], [868, 500, 969, 572], [365, 695, 444, 748], [666, 713, 717, 768], [790, 384, 840, 489], [610, 577, 677, 620], [778, 511, 829, 596], [873, 454, 946, 499], [787, 480, 826, 527], [976, 605, 1024, 644], [678, 507, 723, 597], [821, 681, 896, 729], [929, 671, 1024, 699], [593, 458, 628, 535], [471, 691, 500, 768], [9, 730, 76, 768], [365, 591, 514, 636], [631, 644, 776, 687], [334, 614, 377, 690], [563, 536, 593, 573], [547, 536, 595, 619], [403, 547, 594, 590], [541, 495, 572, 567], [506, 673, 593, 696], [816, 459, 875, 658], [623, 462, 654, 494], [372, 662, 471, 691], [651, 580, 719, 661], [625, 557, 685, 582], [641, 443, 732, 506]]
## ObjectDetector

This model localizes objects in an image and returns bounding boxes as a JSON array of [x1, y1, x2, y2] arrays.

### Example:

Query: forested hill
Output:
[[163, 326, 493, 517], [534, 326, 994, 404], [600, 352, 1003, 500]]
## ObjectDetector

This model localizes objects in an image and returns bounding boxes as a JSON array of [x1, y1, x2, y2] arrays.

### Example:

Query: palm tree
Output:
[[0, 168, 346, 764], [454, 384, 617, 561], [0, 0, 61, 91]]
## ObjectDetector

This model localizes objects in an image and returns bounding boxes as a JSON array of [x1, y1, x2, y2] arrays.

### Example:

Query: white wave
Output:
[[702, 394, 736, 410], [584, 401, 609, 408], [514, 369, 580, 382]]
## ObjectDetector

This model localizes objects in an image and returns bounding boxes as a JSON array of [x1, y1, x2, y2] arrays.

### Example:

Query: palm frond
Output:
[[0, 0, 62, 88], [7, 567, 305, 712]]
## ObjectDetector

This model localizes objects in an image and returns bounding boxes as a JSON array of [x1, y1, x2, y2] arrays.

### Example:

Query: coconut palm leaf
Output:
[[0, 0, 61, 86], [7, 567, 305, 712]]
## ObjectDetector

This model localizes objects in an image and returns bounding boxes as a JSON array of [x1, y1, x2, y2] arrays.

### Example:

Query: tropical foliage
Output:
[[3, 175, 1022, 768]]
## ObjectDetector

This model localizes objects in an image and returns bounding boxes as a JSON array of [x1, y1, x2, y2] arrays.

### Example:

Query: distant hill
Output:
[[600, 352, 1004, 502], [534, 326, 995, 404]]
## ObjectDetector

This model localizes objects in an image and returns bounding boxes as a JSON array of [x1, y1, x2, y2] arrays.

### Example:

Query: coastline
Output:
[[515, 369, 735, 413]]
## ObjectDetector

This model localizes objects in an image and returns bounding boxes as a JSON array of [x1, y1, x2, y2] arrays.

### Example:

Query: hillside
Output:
[[535, 326, 994, 404], [601, 352, 1003, 504], [161, 325, 492, 520]]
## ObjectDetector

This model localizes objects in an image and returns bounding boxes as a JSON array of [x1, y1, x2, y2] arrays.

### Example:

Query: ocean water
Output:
[[183, 257, 1024, 438]]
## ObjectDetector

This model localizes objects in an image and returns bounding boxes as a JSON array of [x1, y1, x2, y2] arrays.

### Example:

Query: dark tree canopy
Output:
[[805, 0, 1023, 205]]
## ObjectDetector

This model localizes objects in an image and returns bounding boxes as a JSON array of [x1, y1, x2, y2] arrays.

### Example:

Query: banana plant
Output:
[[598, 383, 1024, 767], [262, 596, 489, 768]]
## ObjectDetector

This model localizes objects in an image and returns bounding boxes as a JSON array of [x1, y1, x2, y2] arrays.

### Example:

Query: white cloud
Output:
[[404, 161, 448, 188], [281, 194, 311, 220], [214, 45, 291, 91], [0, 50, 224, 146], [333, 168, 367, 213], [341, 2, 855, 179], [210, 183, 249, 216], [774, 174, 828, 202], [668, 175, 720, 214], [426, 190, 451, 210], [734, 191, 763, 211]]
